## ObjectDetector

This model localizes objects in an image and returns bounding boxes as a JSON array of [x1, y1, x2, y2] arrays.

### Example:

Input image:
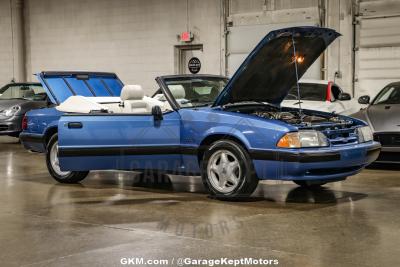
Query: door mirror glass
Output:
[[338, 92, 351, 101], [358, 95, 370, 105], [152, 105, 163, 121]]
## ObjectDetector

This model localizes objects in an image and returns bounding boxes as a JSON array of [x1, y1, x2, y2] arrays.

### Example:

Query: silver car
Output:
[[0, 82, 48, 137], [352, 82, 400, 163]]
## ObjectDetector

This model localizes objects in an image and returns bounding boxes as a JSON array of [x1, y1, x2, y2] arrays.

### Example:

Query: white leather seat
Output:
[[120, 85, 149, 114], [143, 96, 167, 111], [168, 85, 192, 107]]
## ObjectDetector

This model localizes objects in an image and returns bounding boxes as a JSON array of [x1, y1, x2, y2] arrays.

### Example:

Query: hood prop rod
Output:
[[291, 33, 304, 123]]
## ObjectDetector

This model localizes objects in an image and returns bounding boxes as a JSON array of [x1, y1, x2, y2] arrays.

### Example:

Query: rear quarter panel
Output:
[[26, 107, 63, 135]]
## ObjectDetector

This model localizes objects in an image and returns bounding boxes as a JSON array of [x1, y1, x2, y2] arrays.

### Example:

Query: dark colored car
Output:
[[352, 82, 400, 163], [0, 82, 48, 137]]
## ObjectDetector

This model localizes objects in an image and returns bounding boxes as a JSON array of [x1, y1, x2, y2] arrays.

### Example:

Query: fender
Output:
[[201, 126, 252, 149]]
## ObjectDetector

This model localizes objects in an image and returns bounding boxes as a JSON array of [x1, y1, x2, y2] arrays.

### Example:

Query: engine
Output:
[[224, 104, 352, 127], [252, 110, 347, 126]]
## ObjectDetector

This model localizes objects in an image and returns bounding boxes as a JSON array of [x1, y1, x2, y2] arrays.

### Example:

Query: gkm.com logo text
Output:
[[120, 257, 279, 266]]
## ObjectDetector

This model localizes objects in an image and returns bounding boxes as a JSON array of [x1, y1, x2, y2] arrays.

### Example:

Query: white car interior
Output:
[[56, 84, 169, 114], [168, 85, 192, 107]]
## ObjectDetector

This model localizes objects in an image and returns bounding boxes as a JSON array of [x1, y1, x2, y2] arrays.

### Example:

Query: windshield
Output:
[[285, 83, 327, 101], [0, 84, 46, 101], [164, 77, 228, 108], [373, 84, 400, 105]]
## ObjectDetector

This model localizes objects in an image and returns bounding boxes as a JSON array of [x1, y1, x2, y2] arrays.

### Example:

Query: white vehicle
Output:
[[281, 80, 358, 115]]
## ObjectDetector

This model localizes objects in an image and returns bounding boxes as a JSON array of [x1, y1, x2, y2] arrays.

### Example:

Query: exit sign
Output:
[[180, 31, 193, 42]]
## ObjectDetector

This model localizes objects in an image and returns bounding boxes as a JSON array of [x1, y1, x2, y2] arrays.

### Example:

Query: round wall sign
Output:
[[188, 57, 201, 74]]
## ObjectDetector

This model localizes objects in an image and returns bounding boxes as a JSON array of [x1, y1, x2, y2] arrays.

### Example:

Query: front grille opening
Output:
[[305, 165, 363, 176], [374, 133, 400, 147], [0, 125, 9, 131], [322, 127, 358, 146]]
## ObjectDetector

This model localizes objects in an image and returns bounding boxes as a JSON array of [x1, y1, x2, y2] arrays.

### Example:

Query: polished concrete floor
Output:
[[1, 136, 400, 267]]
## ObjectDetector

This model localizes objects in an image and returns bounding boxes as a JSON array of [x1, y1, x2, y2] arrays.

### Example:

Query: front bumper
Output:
[[251, 141, 381, 181], [375, 146, 400, 164], [0, 116, 23, 135]]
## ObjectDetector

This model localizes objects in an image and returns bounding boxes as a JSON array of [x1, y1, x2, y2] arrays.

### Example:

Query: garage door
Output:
[[226, 5, 321, 79], [355, 0, 400, 98]]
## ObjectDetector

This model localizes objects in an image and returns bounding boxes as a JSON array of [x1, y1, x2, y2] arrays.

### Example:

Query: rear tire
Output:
[[46, 134, 89, 183], [201, 140, 259, 200]]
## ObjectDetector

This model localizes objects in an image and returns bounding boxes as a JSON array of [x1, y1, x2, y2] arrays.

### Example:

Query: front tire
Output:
[[46, 134, 89, 183], [201, 140, 259, 200]]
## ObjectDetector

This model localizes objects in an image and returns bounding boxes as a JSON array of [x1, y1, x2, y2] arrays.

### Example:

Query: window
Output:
[[331, 85, 342, 100], [0, 84, 46, 100], [163, 77, 229, 108], [285, 83, 327, 101], [373, 84, 400, 105]]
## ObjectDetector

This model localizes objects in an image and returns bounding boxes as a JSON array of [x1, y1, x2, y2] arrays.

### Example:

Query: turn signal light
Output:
[[277, 132, 301, 148]]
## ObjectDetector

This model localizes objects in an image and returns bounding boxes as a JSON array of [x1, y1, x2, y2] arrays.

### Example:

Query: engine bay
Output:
[[225, 104, 353, 128]]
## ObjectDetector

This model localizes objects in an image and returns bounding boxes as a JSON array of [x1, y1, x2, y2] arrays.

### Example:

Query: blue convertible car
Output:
[[21, 27, 380, 199]]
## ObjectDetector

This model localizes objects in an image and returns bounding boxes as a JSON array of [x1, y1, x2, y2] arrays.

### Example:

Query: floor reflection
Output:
[[285, 186, 367, 204], [1, 136, 399, 267], [43, 171, 368, 208]]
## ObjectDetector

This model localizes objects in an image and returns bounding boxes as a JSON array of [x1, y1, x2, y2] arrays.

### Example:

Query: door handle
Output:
[[67, 122, 83, 129]]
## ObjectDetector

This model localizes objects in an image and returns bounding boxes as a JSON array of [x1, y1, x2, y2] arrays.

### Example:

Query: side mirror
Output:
[[152, 105, 163, 121], [338, 92, 351, 101], [358, 95, 370, 105]]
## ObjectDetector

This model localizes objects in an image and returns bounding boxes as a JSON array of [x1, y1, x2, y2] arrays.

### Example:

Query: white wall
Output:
[[325, 0, 354, 95], [0, 0, 14, 85], [1, 0, 392, 99], [24, 0, 223, 93], [226, 0, 321, 78]]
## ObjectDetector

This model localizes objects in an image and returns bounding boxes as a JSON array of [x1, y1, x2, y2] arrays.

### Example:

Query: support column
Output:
[[10, 0, 26, 82]]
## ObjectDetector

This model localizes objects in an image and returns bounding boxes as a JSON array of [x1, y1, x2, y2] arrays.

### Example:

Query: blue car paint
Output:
[[37, 71, 124, 104], [252, 143, 376, 180], [20, 72, 124, 152], [21, 107, 63, 152], [57, 107, 292, 173], [22, 27, 381, 184], [56, 105, 379, 181]]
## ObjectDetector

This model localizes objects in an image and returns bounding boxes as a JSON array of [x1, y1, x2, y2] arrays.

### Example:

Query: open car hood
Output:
[[213, 27, 340, 107], [36, 71, 124, 104]]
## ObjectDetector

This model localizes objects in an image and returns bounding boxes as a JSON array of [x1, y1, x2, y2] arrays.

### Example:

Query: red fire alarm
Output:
[[180, 31, 193, 42]]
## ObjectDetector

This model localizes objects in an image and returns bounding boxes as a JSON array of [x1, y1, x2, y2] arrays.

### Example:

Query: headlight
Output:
[[1, 105, 21, 117], [277, 130, 329, 148], [357, 126, 373, 143]]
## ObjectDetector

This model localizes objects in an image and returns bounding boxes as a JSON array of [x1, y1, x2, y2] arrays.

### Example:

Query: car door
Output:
[[58, 111, 182, 172]]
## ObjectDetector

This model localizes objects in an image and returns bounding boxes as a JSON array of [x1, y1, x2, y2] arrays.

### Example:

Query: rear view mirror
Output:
[[338, 92, 351, 101], [358, 95, 370, 105], [152, 105, 163, 121]]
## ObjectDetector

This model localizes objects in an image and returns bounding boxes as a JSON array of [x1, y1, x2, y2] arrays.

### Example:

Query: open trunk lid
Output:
[[36, 71, 124, 104]]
